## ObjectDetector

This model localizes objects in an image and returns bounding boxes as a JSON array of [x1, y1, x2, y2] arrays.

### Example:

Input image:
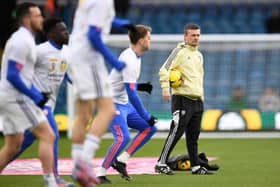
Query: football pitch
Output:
[[0, 134, 279, 187]]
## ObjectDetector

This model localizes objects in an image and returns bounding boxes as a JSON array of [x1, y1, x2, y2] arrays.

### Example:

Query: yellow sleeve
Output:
[[158, 48, 182, 92]]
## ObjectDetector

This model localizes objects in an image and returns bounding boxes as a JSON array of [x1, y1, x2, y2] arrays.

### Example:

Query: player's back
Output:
[[0, 27, 37, 100]]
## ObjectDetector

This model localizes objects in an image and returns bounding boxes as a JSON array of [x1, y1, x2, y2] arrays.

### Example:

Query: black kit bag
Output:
[[167, 152, 220, 171]]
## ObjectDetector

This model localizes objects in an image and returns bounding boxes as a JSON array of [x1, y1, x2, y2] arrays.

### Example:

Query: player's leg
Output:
[[125, 105, 157, 156], [0, 133, 23, 172], [69, 63, 104, 186], [185, 111, 202, 170], [113, 105, 156, 180], [71, 98, 114, 186], [44, 106, 74, 186], [0, 103, 34, 167], [155, 95, 189, 175], [70, 52, 110, 161], [0, 98, 55, 184], [71, 99, 99, 186], [16, 98, 57, 186], [44, 106, 60, 176], [70, 48, 114, 186], [97, 103, 130, 183], [8, 130, 36, 163], [71, 56, 115, 160], [87, 97, 115, 137], [185, 101, 212, 175], [32, 121, 58, 186]]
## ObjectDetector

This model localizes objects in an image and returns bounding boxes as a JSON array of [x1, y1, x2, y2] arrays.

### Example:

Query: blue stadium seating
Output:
[[127, 3, 279, 34]]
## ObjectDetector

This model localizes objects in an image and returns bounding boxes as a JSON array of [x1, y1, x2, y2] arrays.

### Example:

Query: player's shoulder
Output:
[[9, 28, 33, 47], [36, 41, 54, 55], [197, 50, 203, 57], [36, 41, 50, 49], [120, 48, 135, 58]]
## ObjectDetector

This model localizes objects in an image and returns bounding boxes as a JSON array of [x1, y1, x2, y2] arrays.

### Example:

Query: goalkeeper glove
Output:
[[137, 82, 153, 94], [148, 115, 158, 126]]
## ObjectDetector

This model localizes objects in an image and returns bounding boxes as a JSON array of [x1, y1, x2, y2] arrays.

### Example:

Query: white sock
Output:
[[96, 167, 106, 177], [71, 144, 83, 162], [43, 173, 57, 187], [192, 165, 200, 172], [117, 151, 130, 163], [82, 134, 100, 162]]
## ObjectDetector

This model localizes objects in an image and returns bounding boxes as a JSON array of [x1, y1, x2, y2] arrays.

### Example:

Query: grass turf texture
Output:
[[0, 135, 279, 187]]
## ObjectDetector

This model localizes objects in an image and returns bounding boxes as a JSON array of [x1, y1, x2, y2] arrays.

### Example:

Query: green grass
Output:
[[0, 135, 280, 187]]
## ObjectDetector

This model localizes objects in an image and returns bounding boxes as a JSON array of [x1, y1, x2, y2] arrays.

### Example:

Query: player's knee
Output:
[[79, 113, 92, 125], [100, 103, 115, 119], [42, 128, 55, 143], [107, 105, 116, 117], [122, 134, 130, 145]]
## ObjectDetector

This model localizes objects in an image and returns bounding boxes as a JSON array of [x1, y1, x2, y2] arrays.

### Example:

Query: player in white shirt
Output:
[[8, 17, 73, 187], [0, 3, 57, 187], [69, 1, 135, 186], [96, 25, 157, 184]]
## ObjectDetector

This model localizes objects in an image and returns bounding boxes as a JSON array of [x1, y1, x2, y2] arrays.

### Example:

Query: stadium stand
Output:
[[127, 2, 279, 34]]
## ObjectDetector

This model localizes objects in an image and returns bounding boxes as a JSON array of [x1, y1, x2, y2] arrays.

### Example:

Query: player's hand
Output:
[[112, 18, 136, 31], [137, 82, 153, 94], [162, 89, 170, 102], [37, 92, 51, 108], [114, 60, 126, 71], [148, 115, 158, 126]]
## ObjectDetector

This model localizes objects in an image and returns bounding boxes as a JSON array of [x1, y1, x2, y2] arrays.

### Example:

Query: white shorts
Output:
[[69, 49, 113, 100], [0, 96, 47, 135]]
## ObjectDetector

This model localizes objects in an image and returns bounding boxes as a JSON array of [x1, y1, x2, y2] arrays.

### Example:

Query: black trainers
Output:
[[154, 164, 174, 175], [192, 167, 213, 175], [112, 160, 132, 181], [98, 176, 112, 184]]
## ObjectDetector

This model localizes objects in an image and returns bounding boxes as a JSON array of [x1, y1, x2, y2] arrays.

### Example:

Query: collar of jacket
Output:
[[178, 42, 198, 51]]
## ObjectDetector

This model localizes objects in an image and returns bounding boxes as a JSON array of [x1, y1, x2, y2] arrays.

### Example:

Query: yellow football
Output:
[[177, 160, 191, 170], [169, 69, 182, 88]]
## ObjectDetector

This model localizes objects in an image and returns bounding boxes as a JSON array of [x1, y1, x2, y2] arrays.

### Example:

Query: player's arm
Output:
[[159, 48, 181, 89], [125, 82, 157, 126], [7, 60, 48, 107], [111, 17, 135, 31], [87, 26, 125, 71], [159, 48, 181, 101]]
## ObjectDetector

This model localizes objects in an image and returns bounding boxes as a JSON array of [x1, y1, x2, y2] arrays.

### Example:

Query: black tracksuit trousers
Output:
[[158, 95, 203, 167]]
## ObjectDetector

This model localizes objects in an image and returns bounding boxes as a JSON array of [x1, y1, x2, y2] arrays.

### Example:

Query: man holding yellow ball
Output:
[[156, 23, 213, 175]]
